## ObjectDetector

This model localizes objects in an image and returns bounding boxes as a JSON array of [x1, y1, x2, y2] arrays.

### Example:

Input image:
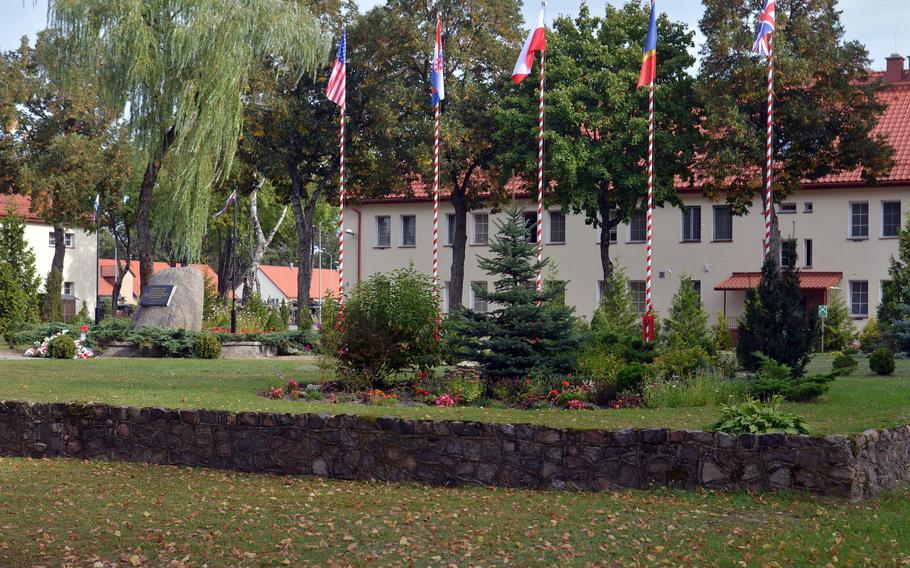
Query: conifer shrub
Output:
[[751, 355, 834, 402], [858, 318, 883, 353], [662, 276, 709, 351], [615, 363, 653, 394], [710, 312, 734, 352], [817, 290, 855, 352], [831, 351, 858, 376], [869, 347, 895, 376], [194, 333, 222, 359], [48, 334, 77, 359], [652, 347, 709, 379], [446, 207, 580, 384]]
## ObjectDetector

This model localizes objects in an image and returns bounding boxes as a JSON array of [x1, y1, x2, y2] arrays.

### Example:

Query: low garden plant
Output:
[[751, 355, 835, 402], [711, 396, 810, 435], [832, 350, 859, 376], [642, 371, 751, 409], [869, 346, 895, 376]]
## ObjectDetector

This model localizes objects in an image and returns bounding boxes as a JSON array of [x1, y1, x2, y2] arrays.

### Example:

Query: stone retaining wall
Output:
[[1, 401, 907, 500]]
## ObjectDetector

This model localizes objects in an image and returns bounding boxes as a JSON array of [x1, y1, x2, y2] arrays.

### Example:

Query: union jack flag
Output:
[[326, 28, 346, 106], [752, 0, 775, 56]]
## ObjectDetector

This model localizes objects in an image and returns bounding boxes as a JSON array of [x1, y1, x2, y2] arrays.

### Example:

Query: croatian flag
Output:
[[752, 0, 776, 56], [637, 1, 658, 88], [512, 6, 546, 84], [213, 189, 237, 218], [431, 16, 445, 105], [326, 27, 346, 106]]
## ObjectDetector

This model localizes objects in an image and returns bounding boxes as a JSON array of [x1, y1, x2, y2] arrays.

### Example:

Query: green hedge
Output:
[[5, 319, 317, 358]]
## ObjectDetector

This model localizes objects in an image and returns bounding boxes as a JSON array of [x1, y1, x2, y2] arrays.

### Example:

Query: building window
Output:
[[804, 202, 814, 214], [629, 280, 647, 314], [882, 201, 901, 238], [473, 213, 489, 245], [682, 206, 701, 242], [49, 232, 76, 248], [523, 212, 538, 243], [850, 202, 869, 239], [62, 282, 75, 296], [471, 281, 488, 313], [850, 280, 869, 317], [805, 239, 813, 268], [375, 215, 391, 248], [692, 280, 702, 299], [597, 280, 605, 305], [608, 210, 618, 243], [713, 205, 733, 242], [781, 239, 797, 268], [446, 214, 456, 245], [400, 215, 416, 247], [549, 211, 566, 244], [779, 202, 797, 214], [442, 281, 451, 314], [628, 209, 647, 242]]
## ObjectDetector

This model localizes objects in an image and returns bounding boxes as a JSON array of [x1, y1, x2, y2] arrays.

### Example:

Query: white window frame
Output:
[[596, 280, 605, 306], [849, 280, 869, 317], [48, 232, 76, 248], [849, 201, 870, 240], [779, 202, 797, 214], [375, 215, 392, 248], [780, 238, 798, 269], [400, 215, 416, 247], [62, 282, 75, 296], [445, 214, 456, 246], [472, 213, 489, 245], [442, 280, 451, 314], [681, 206, 702, 242], [803, 202, 814, 214], [523, 211, 538, 244], [548, 210, 566, 244], [804, 239, 813, 268], [629, 280, 647, 314], [628, 209, 646, 243], [471, 281, 488, 313], [881, 200, 901, 238], [712, 205, 733, 242]]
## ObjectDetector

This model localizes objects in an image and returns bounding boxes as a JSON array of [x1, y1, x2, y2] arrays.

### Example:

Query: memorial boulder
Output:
[[131, 267, 204, 331]]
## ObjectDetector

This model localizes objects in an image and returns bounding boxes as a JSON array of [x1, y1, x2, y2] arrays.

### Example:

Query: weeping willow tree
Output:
[[44, 0, 329, 288]]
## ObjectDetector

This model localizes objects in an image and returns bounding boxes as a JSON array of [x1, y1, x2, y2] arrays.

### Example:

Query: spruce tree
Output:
[[447, 207, 580, 382], [590, 264, 640, 342], [818, 289, 854, 352], [737, 258, 816, 376], [662, 275, 709, 351], [0, 211, 40, 332], [879, 215, 910, 334]]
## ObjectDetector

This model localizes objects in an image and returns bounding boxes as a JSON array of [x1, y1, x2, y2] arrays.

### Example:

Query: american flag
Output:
[[326, 28, 346, 106], [752, 0, 775, 56]]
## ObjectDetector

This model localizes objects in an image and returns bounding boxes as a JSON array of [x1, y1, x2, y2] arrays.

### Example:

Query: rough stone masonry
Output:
[[0, 401, 907, 500]]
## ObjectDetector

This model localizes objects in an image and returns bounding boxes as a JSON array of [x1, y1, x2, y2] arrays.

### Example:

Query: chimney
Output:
[[885, 53, 904, 83]]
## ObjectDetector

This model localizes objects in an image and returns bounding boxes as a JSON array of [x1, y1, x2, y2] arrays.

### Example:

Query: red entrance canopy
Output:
[[714, 272, 843, 291]]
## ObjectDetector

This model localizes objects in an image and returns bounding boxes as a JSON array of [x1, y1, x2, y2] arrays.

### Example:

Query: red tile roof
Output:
[[714, 271, 843, 291], [258, 265, 340, 300], [0, 194, 43, 223], [807, 81, 910, 186], [97, 260, 219, 298]]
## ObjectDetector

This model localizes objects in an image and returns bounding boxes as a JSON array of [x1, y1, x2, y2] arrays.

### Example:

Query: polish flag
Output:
[[511, 6, 546, 84]]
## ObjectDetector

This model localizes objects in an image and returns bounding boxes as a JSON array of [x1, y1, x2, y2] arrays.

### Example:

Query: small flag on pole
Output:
[[512, 7, 546, 84], [431, 16, 445, 104], [637, 1, 658, 88], [92, 193, 100, 223], [326, 28, 347, 106], [752, 0, 776, 56], [213, 189, 237, 218]]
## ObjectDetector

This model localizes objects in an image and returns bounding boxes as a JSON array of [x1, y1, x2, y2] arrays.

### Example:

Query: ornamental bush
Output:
[[615, 363, 652, 394], [194, 333, 222, 359], [752, 355, 834, 402], [858, 318, 884, 353], [869, 347, 895, 376], [711, 396, 809, 435], [651, 347, 709, 379], [48, 334, 76, 359], [335, 265, 441, 389]]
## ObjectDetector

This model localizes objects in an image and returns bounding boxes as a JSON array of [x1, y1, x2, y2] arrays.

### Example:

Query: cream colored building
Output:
[[345, 57, 910, 332], [0, 194, 98, 320]]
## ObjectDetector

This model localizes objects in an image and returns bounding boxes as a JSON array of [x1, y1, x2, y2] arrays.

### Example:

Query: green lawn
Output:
[[0, 457, 905, 566], [0, 355, 909, 433]]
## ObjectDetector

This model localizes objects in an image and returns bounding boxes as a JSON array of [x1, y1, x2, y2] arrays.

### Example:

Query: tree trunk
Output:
[[50, 225, 65, 276], [242, 183, 288, 296], [217, 226, 232, 303], [288, 168, 329, 327], [111, 224, 132, 316], [597, 189, 618, 284], [449, 185, 469, 311], [137, 127, 175, 290], [41, 225, 66, 322]]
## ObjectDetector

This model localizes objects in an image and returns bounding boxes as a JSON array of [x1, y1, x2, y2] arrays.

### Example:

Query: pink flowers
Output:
[[434, 394, 457, 407], [287, 379, 300, 390], [567, 400, 586, 410], [268, 387, 284, 399]]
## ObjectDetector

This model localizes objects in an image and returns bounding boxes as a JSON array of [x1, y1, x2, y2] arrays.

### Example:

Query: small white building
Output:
[[0, 194, 98, 320], [236, 265, 340, 306]]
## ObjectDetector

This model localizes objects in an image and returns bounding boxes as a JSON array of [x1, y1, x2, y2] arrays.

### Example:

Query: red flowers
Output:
[[287, 379, 300, 390], [551, 389, 559, 396], [434, 394, 457, 407], [80, 325, 89, 333], [562, 380, 570, 387]]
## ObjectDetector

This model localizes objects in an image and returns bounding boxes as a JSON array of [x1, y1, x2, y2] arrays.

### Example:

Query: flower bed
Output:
[[23, 327, 95, 360]]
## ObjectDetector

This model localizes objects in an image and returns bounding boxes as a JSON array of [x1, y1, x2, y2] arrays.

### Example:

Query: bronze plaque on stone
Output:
[[140, 285, 176, 307]]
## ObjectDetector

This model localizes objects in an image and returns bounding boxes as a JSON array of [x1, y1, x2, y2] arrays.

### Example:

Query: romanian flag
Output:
[[637, 1, 658, 88]]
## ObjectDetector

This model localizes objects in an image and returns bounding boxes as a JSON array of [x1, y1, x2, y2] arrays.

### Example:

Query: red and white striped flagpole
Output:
[[646, 81, 654, 314], [763, 37, 774, 259], [433, 102, 440, 298], [338, 87, 346, 302], [535, 22, 545, 298]]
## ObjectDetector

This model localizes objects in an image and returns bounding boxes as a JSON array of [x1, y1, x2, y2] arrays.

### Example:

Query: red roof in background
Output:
[[807, 81, 910, 186], [98, 260, 219, 298], [258, 265, 340, 300], [0, 194, 43, 223], [715, 272, 843, 291]]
